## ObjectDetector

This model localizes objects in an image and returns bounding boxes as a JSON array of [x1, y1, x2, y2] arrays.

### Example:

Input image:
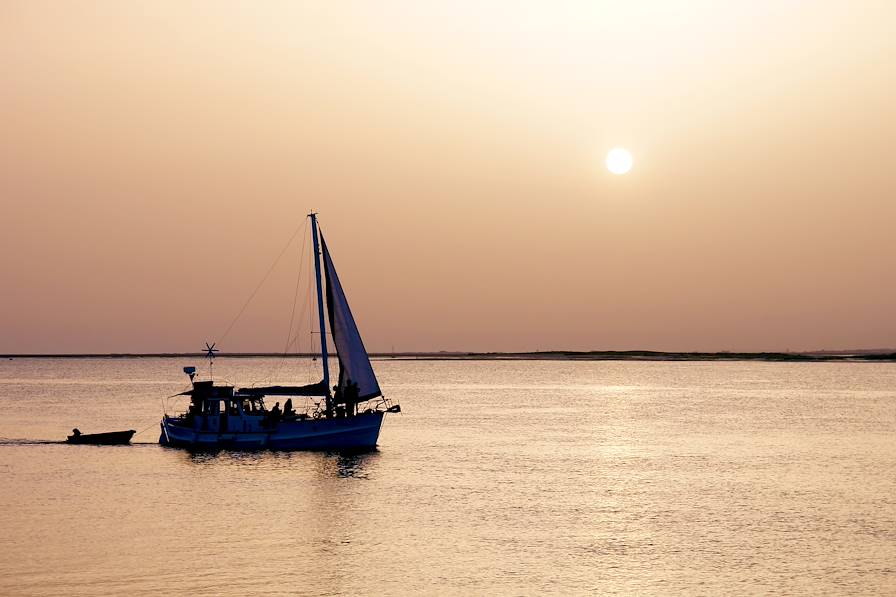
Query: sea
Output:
[[0, 357, 894, 596]]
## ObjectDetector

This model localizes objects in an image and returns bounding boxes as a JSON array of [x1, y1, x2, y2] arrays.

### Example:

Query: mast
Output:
[[309, 212, 332, 417]]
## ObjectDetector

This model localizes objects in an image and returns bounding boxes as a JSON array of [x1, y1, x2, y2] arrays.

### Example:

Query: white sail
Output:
[[321, 234, 382, 400]]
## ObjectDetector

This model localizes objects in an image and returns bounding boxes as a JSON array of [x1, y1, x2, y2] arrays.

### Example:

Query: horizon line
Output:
[[2, 349, 895, 362]]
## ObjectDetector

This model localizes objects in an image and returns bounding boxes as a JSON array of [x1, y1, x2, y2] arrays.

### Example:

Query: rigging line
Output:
[[257, 224, 317, 386], [266, 225, 313, 385], [283, 279, 314, 356], [256, 235, 307, 386], [307, 236, 316, 382], [308, 232, 315, 339], [217, 218, 308, 346], [133, 419, 161, 437], [283, 224, 310, 355], [258, 312, 311, 387], [260, 321, 311, 385]]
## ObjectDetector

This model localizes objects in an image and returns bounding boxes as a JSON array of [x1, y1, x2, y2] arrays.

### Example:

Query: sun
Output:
[[606, 147, 633, 175]]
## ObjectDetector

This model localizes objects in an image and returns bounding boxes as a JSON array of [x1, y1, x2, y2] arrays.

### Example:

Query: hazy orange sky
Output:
[[2, 1, 895, 353]]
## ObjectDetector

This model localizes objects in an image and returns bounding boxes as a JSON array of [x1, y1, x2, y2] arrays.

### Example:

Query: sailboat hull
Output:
[[159, 411, 385, 451]]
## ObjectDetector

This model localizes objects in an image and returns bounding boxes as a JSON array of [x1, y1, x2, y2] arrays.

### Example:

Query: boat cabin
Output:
[[175, 380, 325, 434]]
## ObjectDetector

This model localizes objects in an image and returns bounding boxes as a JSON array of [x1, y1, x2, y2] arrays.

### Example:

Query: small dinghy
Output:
[[66, 428, 136, 445]]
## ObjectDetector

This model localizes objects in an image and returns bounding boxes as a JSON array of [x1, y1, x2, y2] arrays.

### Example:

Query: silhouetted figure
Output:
[[345, 380, 360, 404], [343, 380, 360, 417], [283, 398, 294, 417], [72, 428, 81, 437]]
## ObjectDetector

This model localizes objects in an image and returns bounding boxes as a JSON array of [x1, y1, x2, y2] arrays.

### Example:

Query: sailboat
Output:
[[159, 213, 400, 451]]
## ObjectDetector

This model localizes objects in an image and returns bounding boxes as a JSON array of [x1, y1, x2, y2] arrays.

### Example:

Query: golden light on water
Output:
[[606, 148, 633, 175]]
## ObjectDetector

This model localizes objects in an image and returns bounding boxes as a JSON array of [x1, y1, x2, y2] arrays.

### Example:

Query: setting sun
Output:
[[606, 148, 633, 175]]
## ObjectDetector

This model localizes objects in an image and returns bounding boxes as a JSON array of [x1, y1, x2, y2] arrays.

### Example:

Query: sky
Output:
[[2, 1, 895, 353]]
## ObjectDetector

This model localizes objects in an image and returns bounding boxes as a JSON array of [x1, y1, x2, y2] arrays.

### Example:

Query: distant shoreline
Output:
[[3, 350, 895, 362]]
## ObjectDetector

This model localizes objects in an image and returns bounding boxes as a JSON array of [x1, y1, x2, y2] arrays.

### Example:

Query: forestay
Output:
[[321, 235, 382, 401]]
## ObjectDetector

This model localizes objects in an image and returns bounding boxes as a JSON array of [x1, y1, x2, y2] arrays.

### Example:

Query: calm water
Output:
[[0, 358, 894, 595]]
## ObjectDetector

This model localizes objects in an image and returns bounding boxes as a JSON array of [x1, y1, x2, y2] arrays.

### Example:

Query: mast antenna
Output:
[[204, 341, 218, 380]]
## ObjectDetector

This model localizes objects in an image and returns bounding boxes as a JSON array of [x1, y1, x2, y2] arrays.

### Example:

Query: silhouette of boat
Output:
[[159, 213, 400, 451], [66, 429, 136, 445]]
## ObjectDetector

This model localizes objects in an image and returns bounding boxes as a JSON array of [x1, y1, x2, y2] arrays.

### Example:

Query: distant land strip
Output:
[[3, 350, 896, 362]]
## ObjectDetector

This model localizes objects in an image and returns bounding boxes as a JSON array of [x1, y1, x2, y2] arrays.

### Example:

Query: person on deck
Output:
[[344, 380, 360, 416], [283, 398, 294, 417], [268, 402, 282, 427]]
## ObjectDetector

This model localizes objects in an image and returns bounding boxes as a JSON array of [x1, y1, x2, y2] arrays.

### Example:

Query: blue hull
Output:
[[159, 412, 385, 451]]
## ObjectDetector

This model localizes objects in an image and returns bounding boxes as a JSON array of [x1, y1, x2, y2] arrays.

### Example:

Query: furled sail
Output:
[[321, 234, 382, 401], [236, 381, 328, 397]]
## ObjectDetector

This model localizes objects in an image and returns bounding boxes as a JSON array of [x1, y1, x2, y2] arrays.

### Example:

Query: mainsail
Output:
[[321, 235, 382, 401]]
